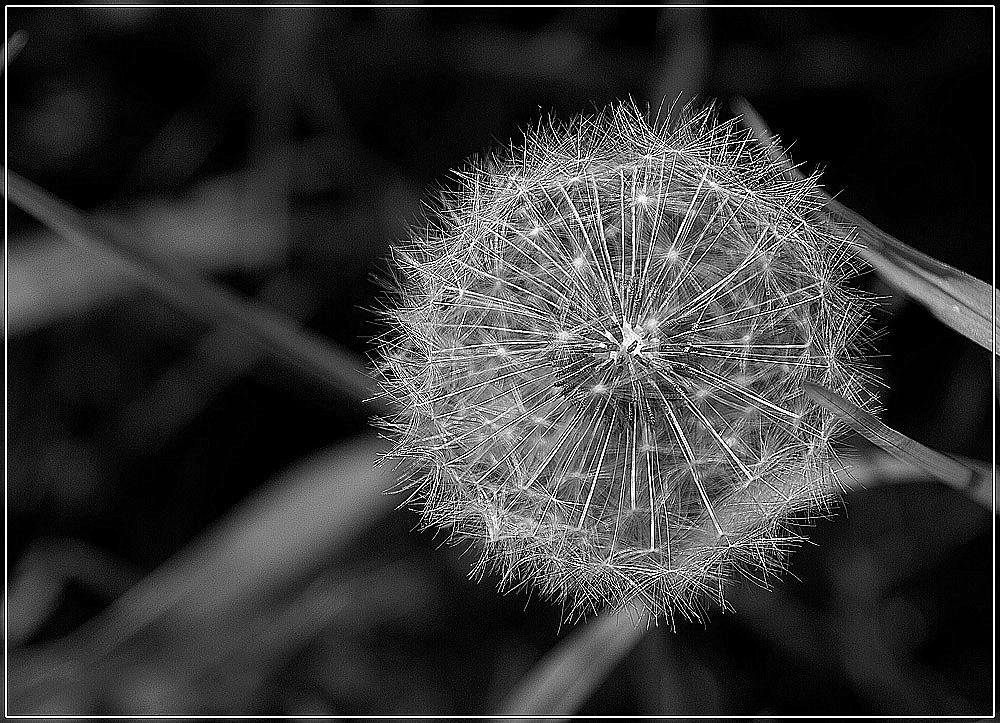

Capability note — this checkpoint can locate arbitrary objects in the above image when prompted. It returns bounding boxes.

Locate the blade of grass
[8,176,291,334]
[496,602,651,721]
[148,556,434,705]
[8,438,407,714]
[3,169,382,410]
[803,381,991,510]
[828,200,995,353]
[840,449,994,511]
[732,97,997,354]
[3,30,28,74]
[68,435,402,658]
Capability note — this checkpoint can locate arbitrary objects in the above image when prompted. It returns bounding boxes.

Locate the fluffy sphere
[375,100,872,623]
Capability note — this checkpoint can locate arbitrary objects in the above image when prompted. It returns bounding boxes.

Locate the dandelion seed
[373,99,874,624]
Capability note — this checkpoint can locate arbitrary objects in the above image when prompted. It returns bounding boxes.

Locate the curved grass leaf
[828,200,996,354]
[733,97,996,355]
[497,602,650,721]
[3,30,28,74]
[58,436,398,656]
[3,169,382,409]
[803,381,991,510]
[7,438,404,714]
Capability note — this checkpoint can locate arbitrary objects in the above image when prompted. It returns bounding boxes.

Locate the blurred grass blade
[497,602,650,721]
[7,539,142,648]
[75,435,400,656]
[3,169,381,409]
[803,382,990,509]
[827,199,995,353]
[3,30,28,74]
[730,97,801,180]
[733,97,997,354]
[840,449,994,511]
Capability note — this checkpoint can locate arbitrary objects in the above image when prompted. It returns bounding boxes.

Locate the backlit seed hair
[374,100,874,624]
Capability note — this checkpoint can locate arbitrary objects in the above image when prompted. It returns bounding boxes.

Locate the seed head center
[610,319,656,362]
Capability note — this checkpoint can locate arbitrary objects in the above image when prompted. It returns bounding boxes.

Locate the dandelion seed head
[374,99,874,624]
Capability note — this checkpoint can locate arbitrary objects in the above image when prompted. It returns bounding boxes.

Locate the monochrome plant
[374,100,876,623]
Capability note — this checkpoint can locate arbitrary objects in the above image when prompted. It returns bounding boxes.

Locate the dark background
[5,6,993,716]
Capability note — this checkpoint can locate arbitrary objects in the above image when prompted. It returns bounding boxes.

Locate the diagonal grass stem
[733,96,996,355]
[4,169,382,412]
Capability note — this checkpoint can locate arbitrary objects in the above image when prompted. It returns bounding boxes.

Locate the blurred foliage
[5,6,993,717]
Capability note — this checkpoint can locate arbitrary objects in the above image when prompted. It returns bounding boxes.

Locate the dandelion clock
[374,100,874,624]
